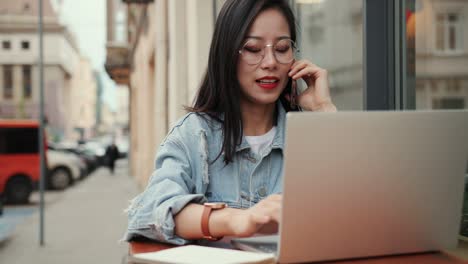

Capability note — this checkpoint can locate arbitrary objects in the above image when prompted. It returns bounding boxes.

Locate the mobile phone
[290,78,297,109]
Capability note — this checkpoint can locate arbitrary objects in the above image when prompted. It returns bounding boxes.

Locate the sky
[52,0,117,110]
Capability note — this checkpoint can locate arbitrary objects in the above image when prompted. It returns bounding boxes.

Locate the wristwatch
[201,202,227,241]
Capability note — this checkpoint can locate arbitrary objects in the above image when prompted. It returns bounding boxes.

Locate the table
[127,239,468,264]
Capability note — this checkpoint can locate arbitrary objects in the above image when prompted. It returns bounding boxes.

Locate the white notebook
[128,245,275,264]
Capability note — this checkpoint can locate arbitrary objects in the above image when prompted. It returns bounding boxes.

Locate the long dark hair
[186,0,297,164]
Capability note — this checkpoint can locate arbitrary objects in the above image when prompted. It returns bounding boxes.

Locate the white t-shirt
[245,126,277,155]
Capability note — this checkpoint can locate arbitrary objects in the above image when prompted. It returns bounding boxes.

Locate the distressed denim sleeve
[124,135,206,245]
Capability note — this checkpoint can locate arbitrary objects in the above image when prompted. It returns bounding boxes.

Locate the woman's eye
[244,46,261,53]
[276,46,290,53]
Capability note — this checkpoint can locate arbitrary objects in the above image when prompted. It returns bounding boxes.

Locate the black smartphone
[290,78,297,109]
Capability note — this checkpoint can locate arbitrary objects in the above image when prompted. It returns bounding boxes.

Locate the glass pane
[409,0,468,238]
[436,24,445,50]
[2,40,10,49]
[23,65,32,99]
[457,25,463,52]
[295,0,363,110]
[433,98,465,109]
[448,13,458,22]
[449,26,456,50]
[3,65,13,99]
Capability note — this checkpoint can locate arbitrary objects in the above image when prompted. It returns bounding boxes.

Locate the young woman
[125,0,336,245]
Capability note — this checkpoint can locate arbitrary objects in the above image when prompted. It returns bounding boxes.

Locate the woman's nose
[260,47,278,69]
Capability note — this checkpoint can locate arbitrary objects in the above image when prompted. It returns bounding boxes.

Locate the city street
[0,0,468,263]
[0,159,139,264]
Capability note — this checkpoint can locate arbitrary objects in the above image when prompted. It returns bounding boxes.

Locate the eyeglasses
[238,39,298,65]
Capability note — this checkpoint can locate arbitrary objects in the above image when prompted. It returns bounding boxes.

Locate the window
[23,65,32,99]
[2,40,11,50]
[432,98,465,109]
[295,0,364,110]
[435,12,463,53]
[21,41,30,50]
[3,65,13,99]
[0,128,39,154]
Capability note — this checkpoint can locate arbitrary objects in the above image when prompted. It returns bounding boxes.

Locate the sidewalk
[0,207,36,243]
[0,159,140,264]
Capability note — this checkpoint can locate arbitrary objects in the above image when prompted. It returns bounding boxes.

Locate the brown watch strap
[201,203,226,240]
[201,205,213,238]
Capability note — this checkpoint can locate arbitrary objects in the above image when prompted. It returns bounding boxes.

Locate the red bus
[0,120,46,204]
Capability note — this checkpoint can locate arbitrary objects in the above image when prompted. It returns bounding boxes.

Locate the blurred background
[0,0,467,263]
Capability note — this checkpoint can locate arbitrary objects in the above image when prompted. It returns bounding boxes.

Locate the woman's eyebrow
[244,35,291,40]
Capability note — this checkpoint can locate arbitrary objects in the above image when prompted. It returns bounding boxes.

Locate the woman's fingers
[292,64,325,82]
[250,195,282,223]
[230,195,282,237]
[288,60,309,76]
[287,60,336,111]
[288,61,328,91]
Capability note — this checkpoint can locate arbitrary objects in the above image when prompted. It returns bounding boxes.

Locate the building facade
[106,0,215,186]
[0,0,98,141]
[66,57,98,141]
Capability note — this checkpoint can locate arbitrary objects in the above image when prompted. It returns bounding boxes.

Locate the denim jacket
[124,103,286,245]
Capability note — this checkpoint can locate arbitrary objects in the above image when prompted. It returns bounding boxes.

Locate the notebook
[128,245,275,264]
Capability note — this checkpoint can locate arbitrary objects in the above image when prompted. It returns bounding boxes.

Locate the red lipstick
[256,76,280,90]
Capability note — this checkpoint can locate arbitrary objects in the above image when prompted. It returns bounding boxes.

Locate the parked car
[50,141,100,173]
[80,141,107,167]
[0,120,46,204]
[48,143,88,176]
[47,149,82,190]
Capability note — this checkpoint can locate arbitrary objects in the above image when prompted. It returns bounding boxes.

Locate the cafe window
[23,65,32,99]
[435,12,463,53]
[3,65,13,99]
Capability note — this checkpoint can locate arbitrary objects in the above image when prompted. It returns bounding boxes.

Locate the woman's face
[237,8,293,108]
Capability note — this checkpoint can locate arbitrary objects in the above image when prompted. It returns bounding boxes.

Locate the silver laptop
[232,110,468,263]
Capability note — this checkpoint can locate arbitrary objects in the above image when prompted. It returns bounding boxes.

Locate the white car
[47,149,83,190]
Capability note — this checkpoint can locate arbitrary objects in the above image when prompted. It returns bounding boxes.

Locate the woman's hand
[228,194,282,237]
[288,60,337,112]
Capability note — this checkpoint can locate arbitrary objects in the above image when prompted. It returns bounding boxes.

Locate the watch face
[204,202,227,209]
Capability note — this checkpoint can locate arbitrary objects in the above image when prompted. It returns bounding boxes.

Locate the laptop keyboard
[253,243,277,254]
